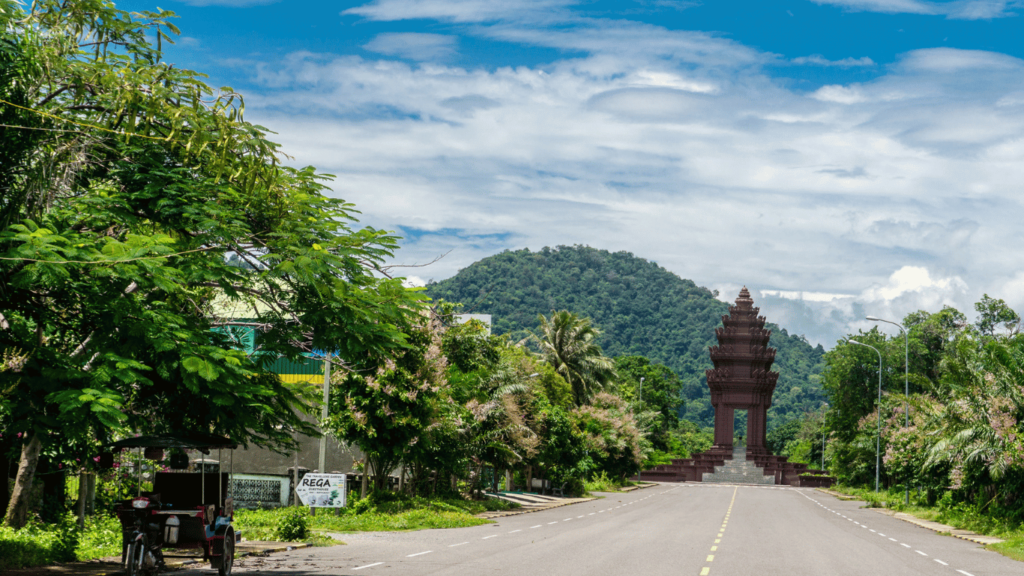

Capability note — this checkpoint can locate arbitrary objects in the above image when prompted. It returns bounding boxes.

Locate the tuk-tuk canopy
[107,432,238,452]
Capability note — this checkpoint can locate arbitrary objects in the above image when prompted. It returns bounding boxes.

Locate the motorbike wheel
[125,536,145,576]
[218,528,235,576]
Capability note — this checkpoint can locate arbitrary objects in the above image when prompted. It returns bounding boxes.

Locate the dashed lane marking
[935,560,948,566]
[700,569,710,576]
[353,563,383,570]
[449,542,469,547]
[509,530,521,534]
[407,551,432,557]
[916,550,927,556]
[957,571,975,576]
[706,555,715,562]
[530,525,541,529]
[901,543,911,548]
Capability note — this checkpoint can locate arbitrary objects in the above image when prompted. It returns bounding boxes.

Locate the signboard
[294,473,346,508]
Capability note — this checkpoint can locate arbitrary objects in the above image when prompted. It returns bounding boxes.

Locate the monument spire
[706,287,779,455]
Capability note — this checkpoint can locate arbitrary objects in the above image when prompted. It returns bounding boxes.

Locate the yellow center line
[699,486,737,576]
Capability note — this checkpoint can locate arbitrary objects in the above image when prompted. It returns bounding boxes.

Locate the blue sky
[129,0,1024,346]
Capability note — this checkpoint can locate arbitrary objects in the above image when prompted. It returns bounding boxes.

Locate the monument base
[634,447,835,487]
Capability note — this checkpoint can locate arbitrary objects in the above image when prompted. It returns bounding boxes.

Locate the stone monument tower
[706,287,779,455]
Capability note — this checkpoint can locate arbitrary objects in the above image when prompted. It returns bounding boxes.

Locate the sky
[126,0,1024,347]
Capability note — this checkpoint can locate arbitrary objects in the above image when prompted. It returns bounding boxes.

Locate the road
[183,484,1022,576]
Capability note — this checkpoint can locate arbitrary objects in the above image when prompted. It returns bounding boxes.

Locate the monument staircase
[702,446,775,484]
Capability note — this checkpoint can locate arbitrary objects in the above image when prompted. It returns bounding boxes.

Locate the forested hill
[425,246,826,430]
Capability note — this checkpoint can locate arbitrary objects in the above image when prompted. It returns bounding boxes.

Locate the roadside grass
[990,535,1024,562]
[828,485,1024,563]
[234,493,515,540]
[0,512,122,571]
[584,471,635,493]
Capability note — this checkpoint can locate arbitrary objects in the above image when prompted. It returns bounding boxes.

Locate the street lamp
[821,402,828,471]
[637,377,645,482]
[867,315,910,505]
[849,339,883,493]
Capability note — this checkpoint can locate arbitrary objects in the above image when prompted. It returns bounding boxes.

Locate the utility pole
[319,355,331,474]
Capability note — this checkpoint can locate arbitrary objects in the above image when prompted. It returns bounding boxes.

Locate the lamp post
[867,316,909,505]
[821,402,828,471]
[637,377,645,482]
[849,339,883,493]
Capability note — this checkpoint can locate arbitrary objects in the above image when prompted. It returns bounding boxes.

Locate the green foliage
[537,310,616,405]
[234,497,498,537]
[425,246,827,431]
[75,513,122,561]
[275,507,310,542]
[584,471,627,493]
[615,355,682,451]
[0,512,82,570]
[0,0,422,528]
[572,393,643,481]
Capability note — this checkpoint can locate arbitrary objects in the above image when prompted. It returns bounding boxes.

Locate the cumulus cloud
[225,3,1024,348]
[809,0,1019,20]
[792,55,876,67]
[178,0,281,6]
[363,33,458,60]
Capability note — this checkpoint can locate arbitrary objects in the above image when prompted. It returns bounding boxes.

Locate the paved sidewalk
[815,488,1004,545]
[478,493,595,519]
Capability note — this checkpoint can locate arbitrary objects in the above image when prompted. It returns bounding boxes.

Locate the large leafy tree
[537,310,616,405]
[0,0,420,527]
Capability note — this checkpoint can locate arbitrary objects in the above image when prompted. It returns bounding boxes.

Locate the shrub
[274,508,310,542]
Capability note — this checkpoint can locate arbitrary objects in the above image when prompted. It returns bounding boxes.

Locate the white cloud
[812,84,868,104]
[792,55,876,67]
[343,0,577,22]
[809,0,1018,20]
[230,23,1024,347]
[363,33,458,60]
[178,0,281,6]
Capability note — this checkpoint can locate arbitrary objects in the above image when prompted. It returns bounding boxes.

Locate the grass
[584,471,635,493]
[827,485,1024,563]
[0,512,122,571]
[233,493,515,541]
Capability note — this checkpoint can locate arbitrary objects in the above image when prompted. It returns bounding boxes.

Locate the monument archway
[707,286,777,455]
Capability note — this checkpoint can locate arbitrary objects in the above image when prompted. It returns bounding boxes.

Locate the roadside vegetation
[785,295,1024,562]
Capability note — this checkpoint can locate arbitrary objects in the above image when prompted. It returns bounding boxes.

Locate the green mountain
[425,245,826,430]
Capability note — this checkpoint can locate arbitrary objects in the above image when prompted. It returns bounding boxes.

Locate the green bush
[274,507,310,541]
[0,514,78,571]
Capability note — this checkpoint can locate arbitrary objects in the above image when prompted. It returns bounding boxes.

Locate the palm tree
[537,311,616,405]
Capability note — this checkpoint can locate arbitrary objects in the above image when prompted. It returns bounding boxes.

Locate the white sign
[295,473,346,508]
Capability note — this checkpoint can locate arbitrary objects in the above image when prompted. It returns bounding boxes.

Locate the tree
[974,294,1020,339]
[537,311,616,405]
[324,314,448,491]
[614,355,682,452]
[0,1,420,527]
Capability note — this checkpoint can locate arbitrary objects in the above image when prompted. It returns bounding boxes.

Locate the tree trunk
[526,465,533,494]
[4,433,43,529]
[0,448,11,519]
[86,473,96,516]
[77,472,87,531]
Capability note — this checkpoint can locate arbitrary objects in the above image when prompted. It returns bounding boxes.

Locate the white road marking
[577,515,584,518]
[879,534,886,537]
[901,543,912,548]
[916,550,928,556]
[889,538,898,542]
[548,521,558,525]
[935,560,948,566]
[530,525,542,529]
[589,513,595,516]
[509,530,521,533]
[957,571,975,576]
[870,529,876,532]
[407,551,433,557]
[482,535,498,540]
[353,562,383,570]
[449,542,469,547]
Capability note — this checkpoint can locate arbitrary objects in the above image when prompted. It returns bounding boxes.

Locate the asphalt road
[179,484,1022,576]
